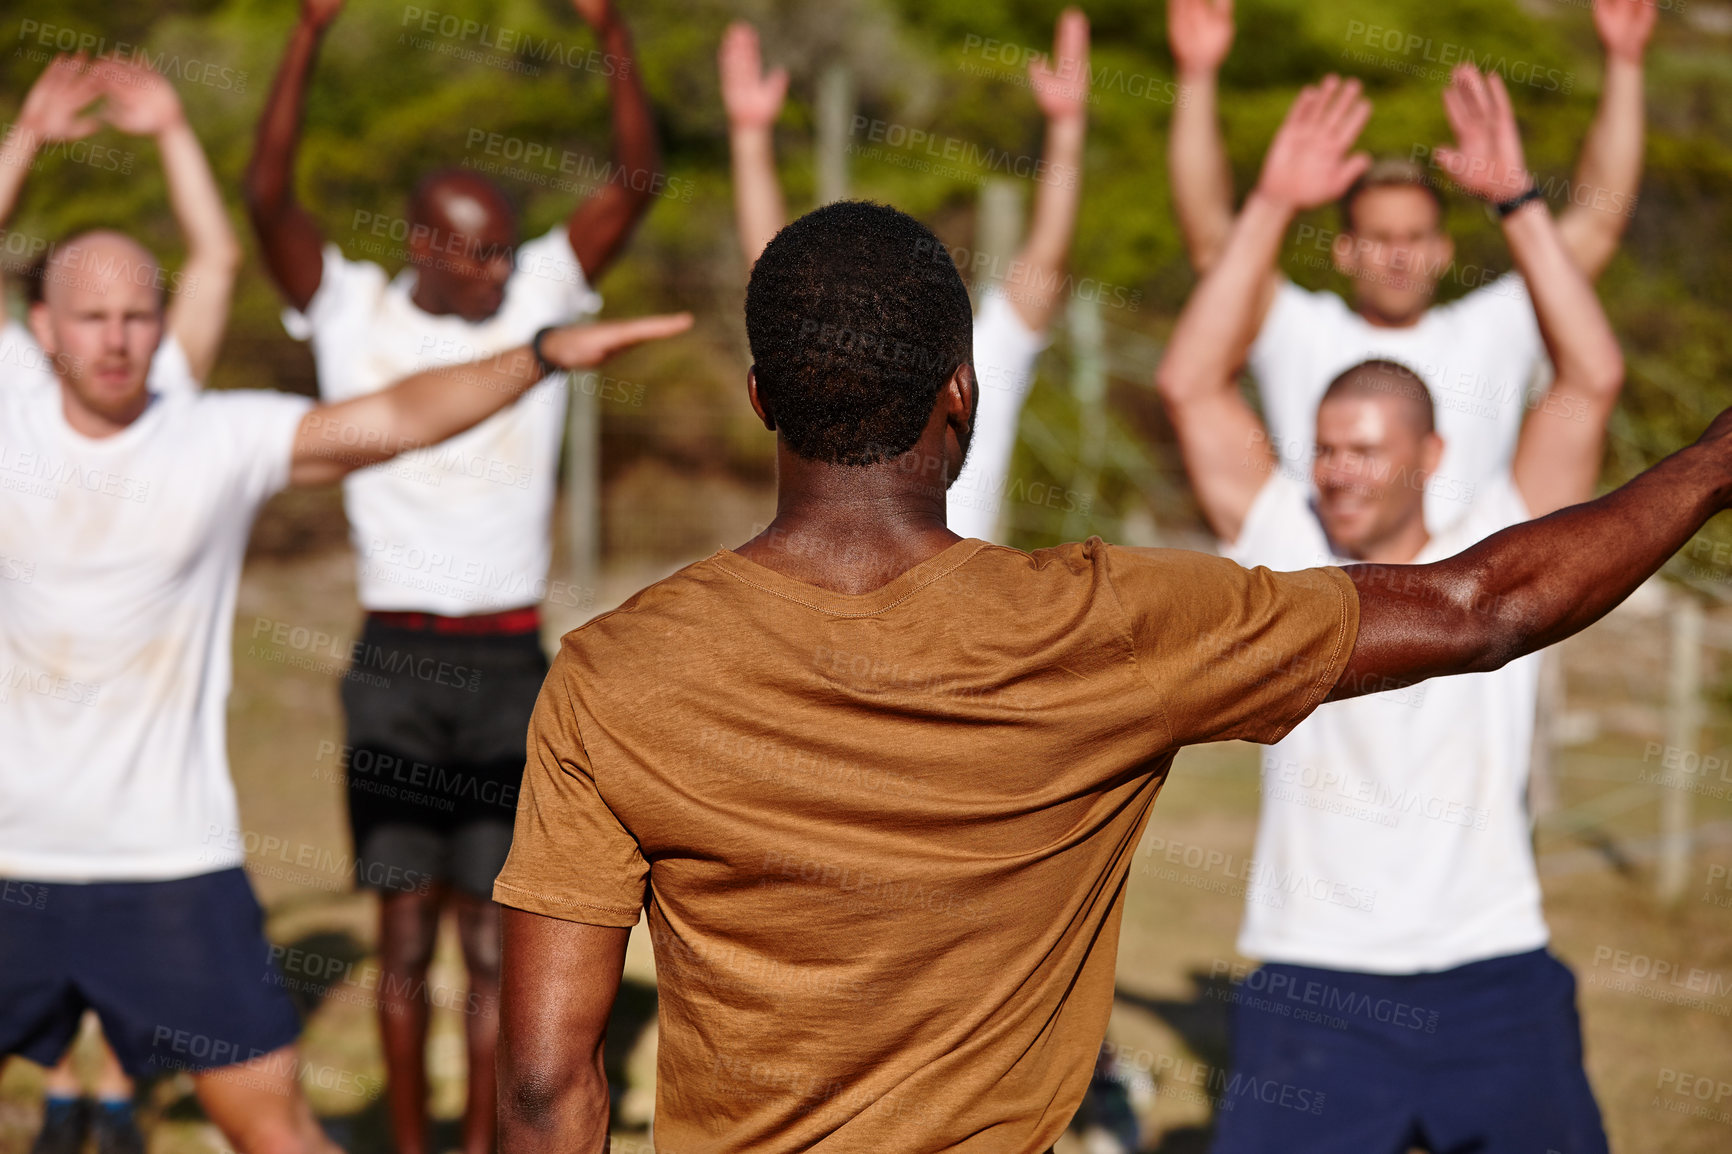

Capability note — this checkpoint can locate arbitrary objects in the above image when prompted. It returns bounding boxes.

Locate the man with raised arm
[719,9,1088,542]
[0,215,686,1154]
[244,2,659,1150]
[1156,69,1624,1151]
[493,197,1726,1153]
[2,53,240,392]
[1166,0,1651,531]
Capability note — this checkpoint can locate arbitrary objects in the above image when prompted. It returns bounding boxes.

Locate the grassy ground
[4,523,1732,1153]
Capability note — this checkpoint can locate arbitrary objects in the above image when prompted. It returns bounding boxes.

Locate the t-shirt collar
[709,536,990,618]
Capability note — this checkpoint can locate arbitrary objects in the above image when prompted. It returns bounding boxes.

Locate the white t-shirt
[0,381,312,881]
[1247,275,1545,532]
[947,289,1049,542]
[1222,471,1548,973]
[1,319,200,396]
[283,227,603,614]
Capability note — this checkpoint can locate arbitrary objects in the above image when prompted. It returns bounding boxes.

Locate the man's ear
[26,301,54,356]
[1420,430,1445,478]
[746,366,775,431]
[946,362,976,435]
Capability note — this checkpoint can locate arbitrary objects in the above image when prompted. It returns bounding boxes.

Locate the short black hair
[1320,358,1435,435]
[745,201,974,466]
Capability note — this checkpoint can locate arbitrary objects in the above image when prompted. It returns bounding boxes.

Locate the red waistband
[367,607,541,636]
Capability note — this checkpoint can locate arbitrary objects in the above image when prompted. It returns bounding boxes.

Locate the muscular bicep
[248,199,327,313]
[1325,561,1495,702]
[499,909,627,1148]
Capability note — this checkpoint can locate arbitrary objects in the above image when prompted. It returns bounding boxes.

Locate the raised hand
[718,22,788,132]
[15,54,105,144]
[302,0,345,30]
[570,0,618,32]
[540,312,695,370]
[1594,0,1657,64]
[1168,0,1234,77]
[1029,7,1090,123]
[1434,65,1530,203]
[90,57,186,137]
[1254,75,1372,211]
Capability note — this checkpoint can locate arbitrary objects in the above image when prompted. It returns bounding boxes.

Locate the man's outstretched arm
[1001,7,1088,334]
[288,312,691,486]
[1555,0,1654,281]
[1166,0,1236,275]
[244,0,343,313]
[498,908,625,1153]
[563,0,661,281]
[1332,413,1732,701]
[1155,76,1370,542]
[719,21,788,268]
[94,57,242,382]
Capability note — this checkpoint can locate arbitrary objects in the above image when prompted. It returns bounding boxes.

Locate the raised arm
[1155,77,1370,542]
[1433,65,1625,517]
[1332,409,1732,701]
[93,57,241,382]
[1556,0,1653,281]
[1166,0,1236,274]
[497,909,626,1153]
[289,312,692,487]
[0,56,104,300]
[562,0,660,281]
[243,0,342,313]
[718,21,788,268]
[1003,7,1088,333]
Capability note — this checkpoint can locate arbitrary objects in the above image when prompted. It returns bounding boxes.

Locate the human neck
[733,444,960,594]
[1352,296,1428,330]
[1338,516,1430,565]
[59,380,148,439]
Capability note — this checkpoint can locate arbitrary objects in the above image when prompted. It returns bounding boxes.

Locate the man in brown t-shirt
[495,201,1732,1153]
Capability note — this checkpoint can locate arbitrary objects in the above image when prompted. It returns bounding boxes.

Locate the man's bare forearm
[1007,113,1084,331]
[1156,190,1288,403]
[1169,67,1235,273]
[158,118,241,379]
[1557,55,1644,279]
[244,16,328,308]
[1499,199,1623,401]
[1333,436,1732,700]
[729,123,784,268]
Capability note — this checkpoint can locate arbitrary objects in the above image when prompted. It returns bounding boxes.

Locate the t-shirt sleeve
[146,334,200,396]
[1246,281,1336,462]
[947,289,1051,542]
[494,647,647,926]
[508,226,605,321]
[280,243,383,345]
[212,390,316,503]
[1105,546,1359,748]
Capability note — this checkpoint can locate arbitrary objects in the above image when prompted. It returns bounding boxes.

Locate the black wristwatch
[1494,185,1546,219]
[530,325,562,376]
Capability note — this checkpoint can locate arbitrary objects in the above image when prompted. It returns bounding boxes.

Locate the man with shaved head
[246,2,659,1150]
[0,168,688,1153]
[1156,71,1625,1150]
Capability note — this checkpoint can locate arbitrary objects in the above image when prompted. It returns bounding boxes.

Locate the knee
[378,898,441,974]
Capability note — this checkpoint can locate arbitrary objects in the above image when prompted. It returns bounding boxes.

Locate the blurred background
[1,0,1730,1150]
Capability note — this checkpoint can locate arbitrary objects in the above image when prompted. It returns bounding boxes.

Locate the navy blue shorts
[1209,949,1608,1154]
[0,868,301,1078]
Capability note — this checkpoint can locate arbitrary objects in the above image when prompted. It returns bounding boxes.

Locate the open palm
[1255,75,1372,211]
[1168,0,1234,75]
[17,54,105,143]
[718,22,788,131]
[1434,65,1530,202]
[1029,8,1090,122]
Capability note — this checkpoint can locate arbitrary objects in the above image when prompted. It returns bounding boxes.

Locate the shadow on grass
[1112,970,1236,1153]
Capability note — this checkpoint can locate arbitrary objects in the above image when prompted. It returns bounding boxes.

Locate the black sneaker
[29,1097,89,1154]
[89,1102,145,1154]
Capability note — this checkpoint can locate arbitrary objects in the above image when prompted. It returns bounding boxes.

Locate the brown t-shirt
[495,537,1357,1153]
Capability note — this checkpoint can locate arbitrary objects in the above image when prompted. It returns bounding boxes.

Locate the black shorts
[340,616,548,899]
[0,869,301,1077]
